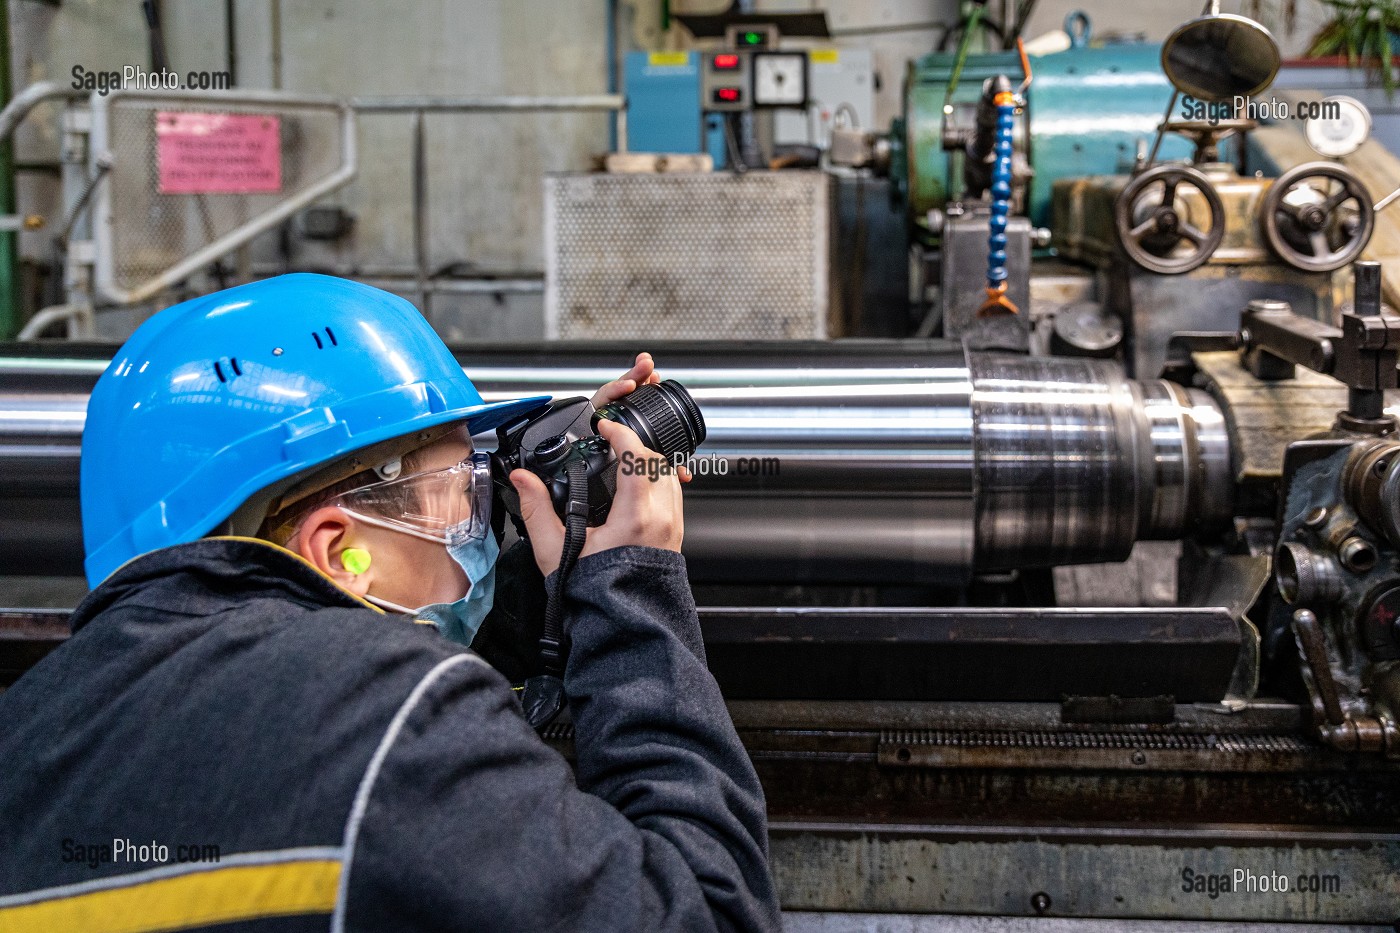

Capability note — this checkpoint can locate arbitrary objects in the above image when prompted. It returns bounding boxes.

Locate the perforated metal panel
[91,91,351,302]
[545,171,834,339]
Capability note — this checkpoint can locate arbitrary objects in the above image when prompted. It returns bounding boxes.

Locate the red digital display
[713,53,741,70]
[715,87,742,103]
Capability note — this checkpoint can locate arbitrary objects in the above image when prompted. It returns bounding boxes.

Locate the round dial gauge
[1305,95,1371,158]
[753,53,807,107]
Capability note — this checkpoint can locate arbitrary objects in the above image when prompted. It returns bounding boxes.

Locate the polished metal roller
[0,341,1232,582]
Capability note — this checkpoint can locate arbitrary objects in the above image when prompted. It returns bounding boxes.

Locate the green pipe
[0,0,15,339]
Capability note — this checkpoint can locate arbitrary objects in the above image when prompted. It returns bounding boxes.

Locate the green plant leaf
[1308,21,1345,55]
[1382,24,1396,96]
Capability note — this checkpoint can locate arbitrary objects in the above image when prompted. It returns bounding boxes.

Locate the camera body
[495,397,620,526]
[491,380,706,528]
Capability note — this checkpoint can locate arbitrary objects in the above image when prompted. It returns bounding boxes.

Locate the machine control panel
[702,51,752,112]
[701,49,809,112]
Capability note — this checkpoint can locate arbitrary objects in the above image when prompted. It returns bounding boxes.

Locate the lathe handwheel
[1261,161,1374,273]
[1114,165,1225,275]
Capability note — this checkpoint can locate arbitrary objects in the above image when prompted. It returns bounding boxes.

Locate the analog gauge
[1305,96,1371,158]
[753,52,807,108]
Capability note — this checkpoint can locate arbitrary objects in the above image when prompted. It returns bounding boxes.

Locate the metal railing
[1,84,628,338]
[90,87,359,307]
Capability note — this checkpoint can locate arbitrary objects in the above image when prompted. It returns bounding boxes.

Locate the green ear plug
[341,547,372,575]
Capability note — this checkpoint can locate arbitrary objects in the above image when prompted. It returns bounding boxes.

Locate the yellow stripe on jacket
[0,857,342,933]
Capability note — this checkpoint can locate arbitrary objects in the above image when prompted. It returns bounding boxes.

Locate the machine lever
[1291,609,1346,728]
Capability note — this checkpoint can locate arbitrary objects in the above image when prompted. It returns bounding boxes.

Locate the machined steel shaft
[0,341,1232,582]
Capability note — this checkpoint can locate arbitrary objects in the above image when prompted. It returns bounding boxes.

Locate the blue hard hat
[81,273,550,585]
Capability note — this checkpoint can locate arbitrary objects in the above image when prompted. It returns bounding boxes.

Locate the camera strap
[541,458,589,674]
[522,459,590,730]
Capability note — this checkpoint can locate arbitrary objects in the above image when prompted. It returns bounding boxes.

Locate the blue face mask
[411,532,500,646]
[357,521,501,648]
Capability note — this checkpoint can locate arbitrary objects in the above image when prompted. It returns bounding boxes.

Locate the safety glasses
[331,451,492,545]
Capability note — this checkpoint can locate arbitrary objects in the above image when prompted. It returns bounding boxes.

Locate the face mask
[357,516,501,648]
[411,532,500,647]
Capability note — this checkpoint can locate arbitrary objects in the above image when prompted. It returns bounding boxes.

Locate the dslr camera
[491,380,706,527]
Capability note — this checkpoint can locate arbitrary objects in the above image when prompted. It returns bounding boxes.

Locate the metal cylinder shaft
[968,353,1230,572]
[0,341,1232,582]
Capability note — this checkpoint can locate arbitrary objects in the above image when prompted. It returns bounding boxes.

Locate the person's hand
[590,351,660,408]
[590,352,692,483]
[509,418,684,577]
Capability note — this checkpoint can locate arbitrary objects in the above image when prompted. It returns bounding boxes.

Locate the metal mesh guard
[103,96,346,292]
[545,171,831,340]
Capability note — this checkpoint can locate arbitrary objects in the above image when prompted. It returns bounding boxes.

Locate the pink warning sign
[156,112,282,194]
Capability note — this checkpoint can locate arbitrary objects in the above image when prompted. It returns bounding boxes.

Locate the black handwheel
[1261,161,1374,273]
[1114,164,1225,275]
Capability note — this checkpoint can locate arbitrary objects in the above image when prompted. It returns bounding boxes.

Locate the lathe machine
[4,263,1400,923]
[4,3,1400,924]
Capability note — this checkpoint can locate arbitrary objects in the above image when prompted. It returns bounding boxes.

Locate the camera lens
[594,380,706,458]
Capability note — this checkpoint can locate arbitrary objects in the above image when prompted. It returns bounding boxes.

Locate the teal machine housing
[625,16,1225,236]
[624,51,728,166]
[899,16,1198,234]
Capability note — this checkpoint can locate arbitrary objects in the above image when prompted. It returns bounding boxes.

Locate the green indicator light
[744,31,762,45]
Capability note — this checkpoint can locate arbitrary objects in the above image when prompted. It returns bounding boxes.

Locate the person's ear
[290,506,375,597]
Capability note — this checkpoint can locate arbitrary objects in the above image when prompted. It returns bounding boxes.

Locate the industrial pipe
[0,341,1232,582]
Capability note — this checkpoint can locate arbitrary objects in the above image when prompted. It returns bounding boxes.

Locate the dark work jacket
[0,537,780,932]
